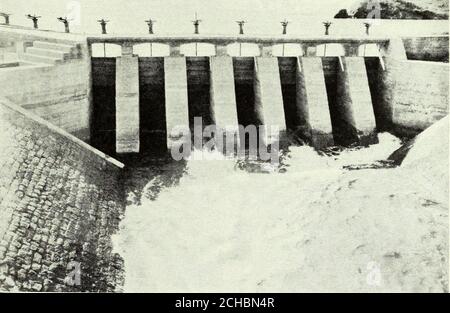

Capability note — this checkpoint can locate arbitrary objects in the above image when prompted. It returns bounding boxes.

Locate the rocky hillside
[335,0,449,19]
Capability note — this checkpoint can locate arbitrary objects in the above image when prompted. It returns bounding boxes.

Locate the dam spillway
[88,36,408,157]
[2,28,447,159]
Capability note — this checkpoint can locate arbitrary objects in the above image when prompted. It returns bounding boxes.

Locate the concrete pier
[164,57,189,147]
[116,55,140,153]
[254,57,286,143]
[209,56,239,130]
[210,56,240,153]
[338,57,377,144]
[300,57,334,148]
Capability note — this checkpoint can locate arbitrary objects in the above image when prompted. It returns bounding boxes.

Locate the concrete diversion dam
[88,35,435,157]
[0,25,449,292]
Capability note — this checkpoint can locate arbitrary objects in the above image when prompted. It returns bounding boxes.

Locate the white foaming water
[286,132,401,171]
[111,132,450,293]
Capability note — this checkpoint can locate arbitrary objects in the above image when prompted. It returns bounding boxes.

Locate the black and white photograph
[0,0,448,299]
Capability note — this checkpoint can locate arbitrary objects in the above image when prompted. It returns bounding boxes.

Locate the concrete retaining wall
[389,60,449,133]
[403,37,449,63]
[0,98,124,292]
[0,59,91,141]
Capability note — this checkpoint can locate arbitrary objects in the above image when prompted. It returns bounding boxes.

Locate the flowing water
[112,133,448,292]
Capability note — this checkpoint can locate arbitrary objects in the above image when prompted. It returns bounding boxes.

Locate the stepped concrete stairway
[20,41,80,65]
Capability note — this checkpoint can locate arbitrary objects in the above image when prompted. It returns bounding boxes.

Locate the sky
[0,0,359,34]
[0,0,447,36]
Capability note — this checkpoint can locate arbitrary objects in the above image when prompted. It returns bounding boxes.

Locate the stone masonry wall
[0,99,125,292]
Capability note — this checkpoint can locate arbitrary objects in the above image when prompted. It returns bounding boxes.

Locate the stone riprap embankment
[0,99,125,292]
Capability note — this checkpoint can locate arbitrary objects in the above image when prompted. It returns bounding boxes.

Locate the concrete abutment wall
[0,60,91,142]
[403,36,449,63]
[0,31,91,142]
